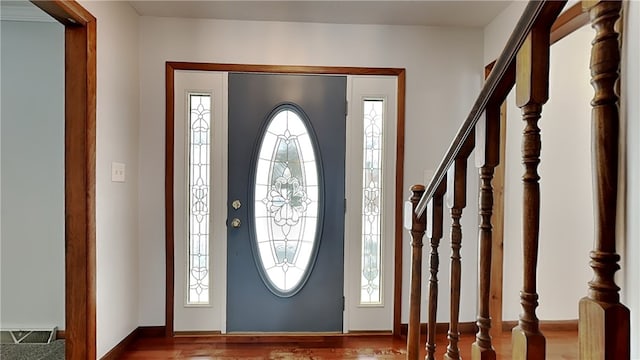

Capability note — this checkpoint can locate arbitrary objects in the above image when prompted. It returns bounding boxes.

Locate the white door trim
[173,71,228,332]
[344,75,398,331]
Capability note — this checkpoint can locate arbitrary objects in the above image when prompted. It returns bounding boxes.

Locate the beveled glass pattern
[361,100,383,305]
[254,108,319,294]
[188,94,210,304]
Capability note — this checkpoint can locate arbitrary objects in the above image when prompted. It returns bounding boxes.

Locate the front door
[226,73,346,332]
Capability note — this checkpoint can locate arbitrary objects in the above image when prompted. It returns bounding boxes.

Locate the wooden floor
[120,330,578,359]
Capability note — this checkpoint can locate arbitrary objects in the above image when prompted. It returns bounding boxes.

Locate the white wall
[77,1,140,358]
[483,1,527,65]
[0,19,65,330]
[622,1,640,357]
[137,17,484,326]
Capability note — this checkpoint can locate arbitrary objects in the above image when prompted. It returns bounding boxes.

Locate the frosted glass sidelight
[188,94,211,305]
[361,100,384,305]
[254,107,319,296]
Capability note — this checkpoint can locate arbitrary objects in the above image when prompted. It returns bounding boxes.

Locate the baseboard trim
[134,327,388,339]
[345,330,393,336]
[502,319,578,332]
[55,330,65,339]
[399,322,478,336]
[138,326,166,338]
[100,328,139,360]
[175,330,223,336]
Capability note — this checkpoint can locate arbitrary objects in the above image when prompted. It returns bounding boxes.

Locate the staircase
[405,1,630,359]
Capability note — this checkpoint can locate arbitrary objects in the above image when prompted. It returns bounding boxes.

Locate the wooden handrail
[415,0,566,217]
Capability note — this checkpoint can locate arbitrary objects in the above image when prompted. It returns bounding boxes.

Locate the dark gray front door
[227,73,346,332]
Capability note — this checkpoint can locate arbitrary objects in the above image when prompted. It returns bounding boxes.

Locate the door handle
[230,218,241,228]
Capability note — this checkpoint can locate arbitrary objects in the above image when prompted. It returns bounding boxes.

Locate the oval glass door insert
[253,105,321,297]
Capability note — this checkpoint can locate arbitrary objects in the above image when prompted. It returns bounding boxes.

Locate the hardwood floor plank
[120,330,577,359]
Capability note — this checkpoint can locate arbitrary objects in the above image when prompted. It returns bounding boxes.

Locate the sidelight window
[187,93,211,305]
[361,99,384,305]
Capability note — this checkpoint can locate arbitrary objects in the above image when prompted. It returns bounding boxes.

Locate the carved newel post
[407,185,426,360]
[579,1,630,359]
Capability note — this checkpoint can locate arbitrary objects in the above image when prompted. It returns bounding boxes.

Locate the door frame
[30,1,97,359]
[165,63,406,336]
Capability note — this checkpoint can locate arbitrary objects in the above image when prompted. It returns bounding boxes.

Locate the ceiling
[128,1,513,28]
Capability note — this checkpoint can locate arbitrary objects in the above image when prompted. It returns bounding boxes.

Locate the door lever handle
[230,218,241,228]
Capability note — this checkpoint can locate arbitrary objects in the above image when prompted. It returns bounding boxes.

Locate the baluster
[407,185,426,360]
[444,134,474,360]
[471,107,500,360]
[426,180,446,360]
[511,24,550,360]
[579,1,630,359]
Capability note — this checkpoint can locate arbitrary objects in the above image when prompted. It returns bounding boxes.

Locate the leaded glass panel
[254,107,319,296]
[361,99,383,305]
[188,93,211,305]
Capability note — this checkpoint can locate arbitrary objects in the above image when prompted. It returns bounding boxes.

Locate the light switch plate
[111,162,125,182]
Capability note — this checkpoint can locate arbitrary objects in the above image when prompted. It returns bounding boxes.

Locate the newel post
[579,1,630,359]
[407,185,426,360]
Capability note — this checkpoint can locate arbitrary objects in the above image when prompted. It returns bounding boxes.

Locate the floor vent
[0,328,57,344]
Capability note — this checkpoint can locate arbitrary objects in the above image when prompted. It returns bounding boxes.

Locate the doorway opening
[30,1,97,358]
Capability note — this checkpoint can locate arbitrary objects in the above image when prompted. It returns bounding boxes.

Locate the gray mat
[0,339,64,360]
